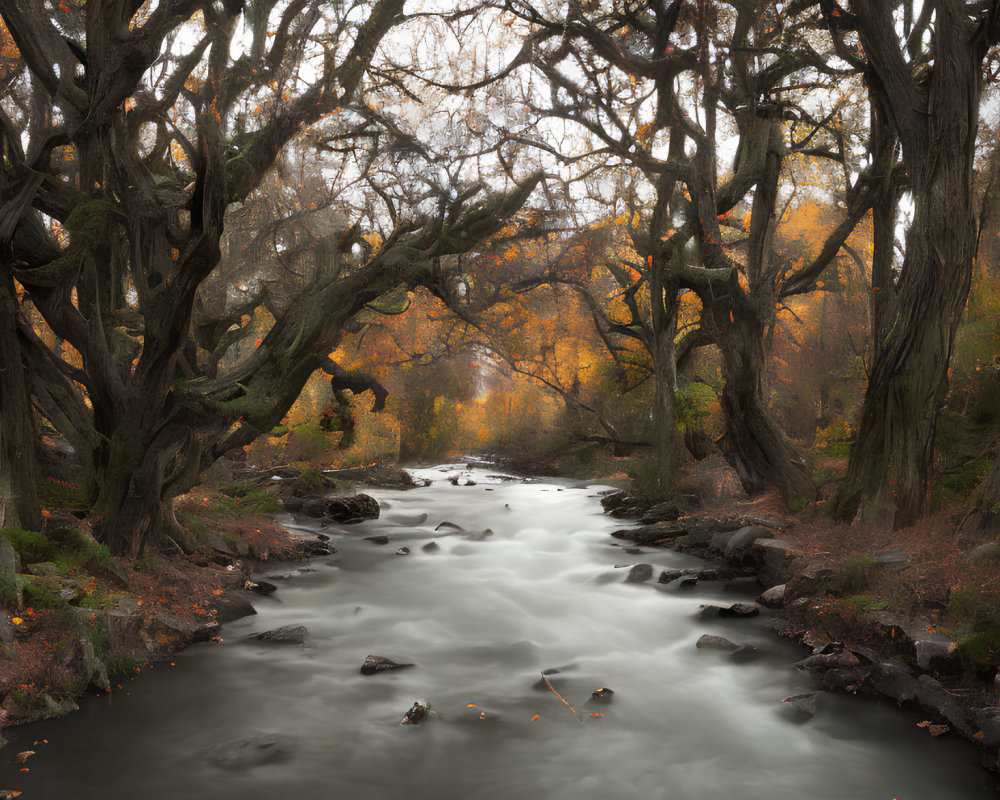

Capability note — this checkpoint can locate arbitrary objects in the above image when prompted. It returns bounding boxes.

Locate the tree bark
[0,263,41,530]
[832,2,988,526]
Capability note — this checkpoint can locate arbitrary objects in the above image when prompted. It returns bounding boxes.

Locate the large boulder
[211,591,257,625]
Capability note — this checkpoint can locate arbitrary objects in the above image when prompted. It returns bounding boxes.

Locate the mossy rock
[1,527,55,563]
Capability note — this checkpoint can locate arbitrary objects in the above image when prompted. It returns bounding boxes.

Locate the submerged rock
[360,655,414,675]
[587,687,615,705]
[365,536,390,546]
[780,692,818,723]
[695,634,758,660]
[252,625,309,645]
[625,563,654,583]
[422,541,441,552]
[206,733,297,769]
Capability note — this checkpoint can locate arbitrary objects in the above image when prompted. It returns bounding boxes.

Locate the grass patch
[839,594,889,613]
[217,489,283,518]
[37,478,89,511]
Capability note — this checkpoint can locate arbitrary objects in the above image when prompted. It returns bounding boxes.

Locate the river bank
[0,465,411,734]
[603,485,1000,783]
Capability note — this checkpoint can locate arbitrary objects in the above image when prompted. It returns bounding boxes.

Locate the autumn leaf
[15,751,35,763]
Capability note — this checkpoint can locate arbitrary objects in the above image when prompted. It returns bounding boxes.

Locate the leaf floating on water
[15,751,34,764]
[530,715,540,722]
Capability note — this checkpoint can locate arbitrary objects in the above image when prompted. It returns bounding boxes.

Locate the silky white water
[1,465,994,799]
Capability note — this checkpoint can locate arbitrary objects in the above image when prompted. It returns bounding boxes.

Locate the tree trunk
[649,266,683,496]
[714,289,816,508]
[832,3,984,526]
[0,264,41,531]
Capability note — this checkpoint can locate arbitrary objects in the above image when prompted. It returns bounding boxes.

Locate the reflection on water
[1,465,995,799]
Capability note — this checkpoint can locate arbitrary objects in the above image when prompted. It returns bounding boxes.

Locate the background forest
[3,0,1000,558]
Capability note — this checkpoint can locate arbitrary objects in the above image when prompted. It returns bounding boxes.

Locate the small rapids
[0,465,994,799]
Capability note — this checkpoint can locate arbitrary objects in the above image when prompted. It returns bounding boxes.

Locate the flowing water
[1,465,995,799]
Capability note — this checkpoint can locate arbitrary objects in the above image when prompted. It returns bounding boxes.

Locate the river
[0,465,995,799]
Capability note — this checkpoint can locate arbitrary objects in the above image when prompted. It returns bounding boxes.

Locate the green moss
[1,527,55,562]
[956,630,1000,672]
[220,481,256,498]
[21,577,68,610]
[0,572,17,608]
[931,455,994,510]
[948,588,1000,633]
[218,489,282,518]
[298,467,328,490]
[839,594,889,613]
[178,513,209,545]
[106,653,142,683]
[37,480,89,511]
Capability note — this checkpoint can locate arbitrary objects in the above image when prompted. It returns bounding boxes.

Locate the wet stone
[365,536,390,546]
[422,541,440,552]
[304,541,336,556]
[699,602,760,619]
[757,585,786,609]
[361,655,415,675]
[207,733,297,770]
[401,702,431,725]
[780,692,818,723]
[395,547,410,556]
[696,634,758,660]
[588,687,615,704]
[253,625,309,645]
[625,564,654,583]
[244,579,278,596]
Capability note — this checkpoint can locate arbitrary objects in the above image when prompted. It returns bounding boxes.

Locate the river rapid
[0,465,995,799]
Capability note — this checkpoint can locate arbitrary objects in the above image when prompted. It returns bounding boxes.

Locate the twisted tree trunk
[832,2,990,526]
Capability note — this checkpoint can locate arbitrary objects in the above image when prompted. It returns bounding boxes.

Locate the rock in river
[401,702,431,725]
[361,654,415,675]
[698,602,760,619]
[326,493,380,523]
[206,733,297,769]
[625,563,654,583]
[696,634,758,660]
[252,625,309,645]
